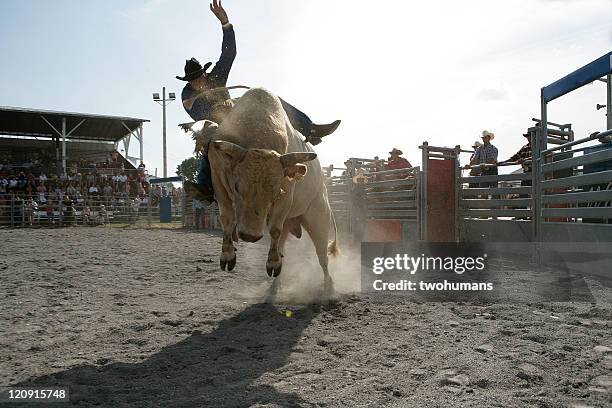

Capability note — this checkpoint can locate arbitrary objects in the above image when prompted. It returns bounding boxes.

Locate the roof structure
[0,106,149,142]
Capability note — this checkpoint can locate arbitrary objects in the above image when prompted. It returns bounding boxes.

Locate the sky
[1,0,611,176]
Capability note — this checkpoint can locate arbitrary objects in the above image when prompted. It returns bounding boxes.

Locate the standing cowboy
[177,0,341,201]
[386,148,411,170]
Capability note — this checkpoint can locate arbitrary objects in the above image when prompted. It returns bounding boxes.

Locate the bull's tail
[327,210,340,257]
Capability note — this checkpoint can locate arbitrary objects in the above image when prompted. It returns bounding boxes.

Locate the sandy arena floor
[1,227,611,407]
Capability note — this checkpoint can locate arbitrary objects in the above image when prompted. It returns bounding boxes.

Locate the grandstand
[0,106,151,226]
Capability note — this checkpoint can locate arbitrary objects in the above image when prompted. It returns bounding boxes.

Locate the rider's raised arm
[208,0,236,84]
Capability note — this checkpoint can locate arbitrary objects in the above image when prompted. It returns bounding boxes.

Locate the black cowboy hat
[176,58,212,81]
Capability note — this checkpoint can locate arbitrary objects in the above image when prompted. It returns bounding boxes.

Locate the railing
[460,162,533,220]
[183,200,221,230]
[537,129,612,225]
[457,125,612,243]
[363,167,419,219]
[325,164,419,238]
[0,195,150,227]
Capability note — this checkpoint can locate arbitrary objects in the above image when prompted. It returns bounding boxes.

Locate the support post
[181,181,187,228]
[162,86,167,178]
[139,124,144,164]
[607,74,612,130]
[454,145,461,243]
[420,142,429,241]
[147,191,152,226]
[61,117,67,176]
[533,89,547,243]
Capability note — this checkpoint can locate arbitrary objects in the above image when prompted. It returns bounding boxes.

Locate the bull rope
[194,85,251,99]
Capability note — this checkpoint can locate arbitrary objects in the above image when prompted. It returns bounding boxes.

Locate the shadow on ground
[9,303,319,408]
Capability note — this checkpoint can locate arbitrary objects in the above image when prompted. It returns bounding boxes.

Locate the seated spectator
[103,183,113,203]
[9,177,18,190]
[0,177,7,194]
[88,184,99,198]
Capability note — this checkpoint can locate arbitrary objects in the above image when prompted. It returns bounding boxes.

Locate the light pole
[153,87,176,178]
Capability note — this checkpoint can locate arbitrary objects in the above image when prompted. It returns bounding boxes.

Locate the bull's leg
[301,198,335,298]
[213,182,237,271]
[217,203,237,271]
[266,222,290,278]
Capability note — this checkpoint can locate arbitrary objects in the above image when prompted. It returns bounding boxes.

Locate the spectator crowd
[0,148,154,225]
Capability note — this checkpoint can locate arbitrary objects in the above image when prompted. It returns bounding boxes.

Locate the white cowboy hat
[481,130,495,140]
[472,141,482,148]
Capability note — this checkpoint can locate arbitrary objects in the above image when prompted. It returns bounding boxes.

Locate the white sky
[1,0,611,175]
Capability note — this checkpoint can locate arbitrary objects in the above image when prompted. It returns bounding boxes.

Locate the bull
[194,87,339,296]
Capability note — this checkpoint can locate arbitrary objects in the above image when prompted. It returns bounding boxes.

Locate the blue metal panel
[543,51,612,103]
[149,176,184,184]
[584,142,612,174]
[159,196,172,222]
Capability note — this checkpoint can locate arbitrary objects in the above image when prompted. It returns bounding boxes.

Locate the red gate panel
[427,159,456,242]
[365,219,402,242]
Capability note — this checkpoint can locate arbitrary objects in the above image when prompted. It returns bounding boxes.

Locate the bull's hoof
[272,264,282,277]
[266,264,282,278]
[227,256,236,271]
[220,255,236,271]
[323,277,336,300]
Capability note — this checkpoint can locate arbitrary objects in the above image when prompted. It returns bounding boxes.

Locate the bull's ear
[212,141,246,164]
[279,152,317,168]
[284,164,308,181]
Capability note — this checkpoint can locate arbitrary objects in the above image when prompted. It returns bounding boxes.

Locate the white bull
[199,87,339,295]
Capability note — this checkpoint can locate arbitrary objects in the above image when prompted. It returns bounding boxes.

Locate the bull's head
[212,141,316,242]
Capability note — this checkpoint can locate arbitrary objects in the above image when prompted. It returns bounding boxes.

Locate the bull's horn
[213,140,247,159]
[279,152,317,168]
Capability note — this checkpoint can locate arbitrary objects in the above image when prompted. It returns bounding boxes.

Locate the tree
[176,157,200,182]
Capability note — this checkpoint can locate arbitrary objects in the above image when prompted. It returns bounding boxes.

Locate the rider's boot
[306,120,341,145]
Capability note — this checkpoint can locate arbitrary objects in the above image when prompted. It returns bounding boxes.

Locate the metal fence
[460,163,533,220]
[536,129,612,227]
[458,125,612,241]
[0,177,186,228]
[326,163,419,236]
[0,195,150,227]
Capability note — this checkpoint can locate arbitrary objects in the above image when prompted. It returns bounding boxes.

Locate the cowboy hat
[472,141,482,148]
[352,172,369,184]
[176,58,213,81]
[481,130,495,140]
[389,148,403,155]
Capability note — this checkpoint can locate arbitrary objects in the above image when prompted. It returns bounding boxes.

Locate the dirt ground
[1,227,611,407]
